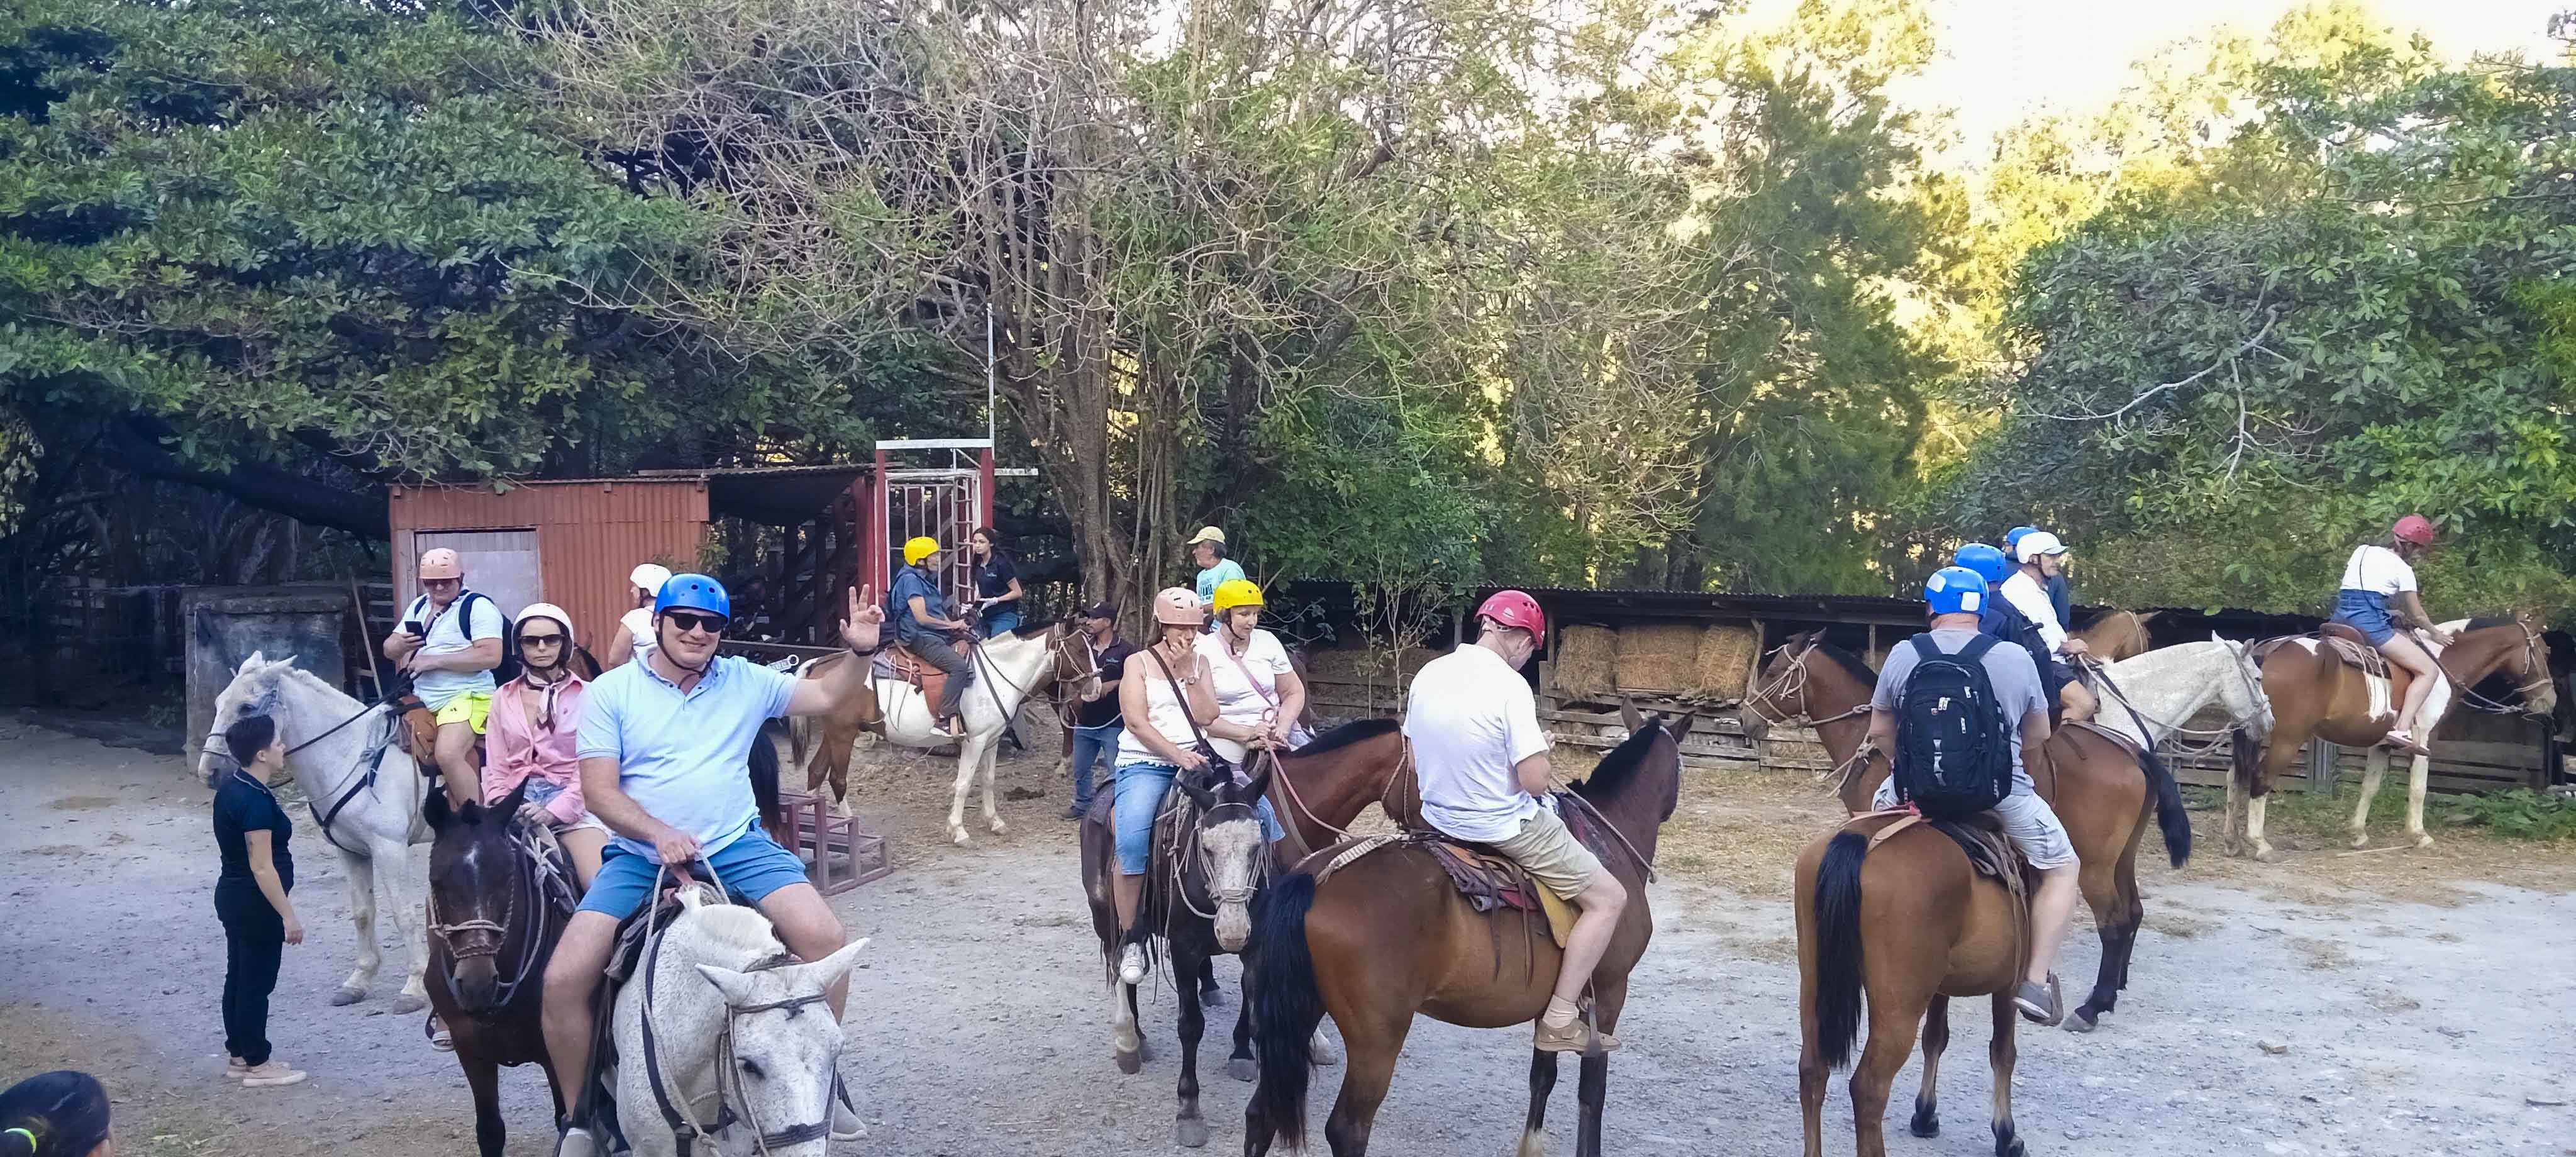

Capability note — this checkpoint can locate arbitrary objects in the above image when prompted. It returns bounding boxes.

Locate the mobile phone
[404,621,425,637]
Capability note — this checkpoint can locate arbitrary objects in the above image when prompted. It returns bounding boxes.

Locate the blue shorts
[576,829,811,920]
[1111,760,1284,875]
[2332,589,2397,646]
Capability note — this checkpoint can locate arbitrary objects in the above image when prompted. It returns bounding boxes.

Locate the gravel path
[3,712,2571,1156]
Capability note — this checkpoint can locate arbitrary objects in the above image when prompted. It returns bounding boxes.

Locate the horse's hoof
[2414,833,2434,849]
[2349,831,2372,850]
[1909,1109,1939,1138]
[1997,1136,2024,1157]
[2064,1009,2097,1034]
[2221,839,2243,858]
[2253,845,2278,864]
[390,994,427,1015]
[1175,1115,1211,1148]
[949,826,971,847]
[988,817,1009,836]
[328,987,366,1007]
[1228,1057,1258,1083]
[1200,985,1228,1009]
[1114,1048,1143,1075]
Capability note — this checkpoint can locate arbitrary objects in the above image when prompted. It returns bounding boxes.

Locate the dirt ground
[4,709,2573,1157]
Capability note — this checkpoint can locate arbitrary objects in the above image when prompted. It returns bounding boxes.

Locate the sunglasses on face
[518,633,567,648]
[663,611,727,635]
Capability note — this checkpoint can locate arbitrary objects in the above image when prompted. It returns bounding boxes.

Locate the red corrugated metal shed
[389,478,713,651]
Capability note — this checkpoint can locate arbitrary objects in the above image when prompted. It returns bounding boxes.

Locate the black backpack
[1892,633,2015,819]
[406,590,519,687]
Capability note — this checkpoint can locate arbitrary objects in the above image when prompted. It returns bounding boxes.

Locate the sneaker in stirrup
[831,1074,868,1141]
[238,1060,307,1087]
[1118,941,1148,985]
[1531,1017,1621,1055]
[555,1125,601,1157]
[2014,975,2064,1026]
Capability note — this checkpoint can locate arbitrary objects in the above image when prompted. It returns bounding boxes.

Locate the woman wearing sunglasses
[480,602,609,890]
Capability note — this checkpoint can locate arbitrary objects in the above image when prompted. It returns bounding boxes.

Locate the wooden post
[1745,618,1770,769]
[2307,739,2337,794]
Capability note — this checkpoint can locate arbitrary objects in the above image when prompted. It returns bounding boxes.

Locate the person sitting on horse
[1999,531,2097,722]
[1199,578,1309,755]
[2333,515,2454,755]
[1866,567,2080,1026]
[2005,524,2074,631]
[893,535,976,738]
[970,526,1025,638]
[540,575,886,1157]
[601,563,670,669]
[1187,526,1246,620]
[480,602,610,891]
[1107,588,1282,984]
[1404,590,1625,1053]
[1956,542,2062,696]
[384,548,503,806]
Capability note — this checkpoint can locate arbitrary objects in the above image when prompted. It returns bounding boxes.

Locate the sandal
[2384,730,2432,756]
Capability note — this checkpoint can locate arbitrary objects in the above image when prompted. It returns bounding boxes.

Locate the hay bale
[1615,623,1702,695]
[1552,625,1618,702]
[1692,624,1760,699]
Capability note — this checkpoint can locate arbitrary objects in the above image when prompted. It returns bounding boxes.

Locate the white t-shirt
[405,591,505,706]
[1199,629,1293,729]
[2339,544,2418,596]
[1999,571,2068,657]
[619,607,658,662]
[1116,646,1206,765]
[1403,643,1552,843]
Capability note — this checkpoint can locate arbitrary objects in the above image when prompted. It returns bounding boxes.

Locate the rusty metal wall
[388,480,709,653]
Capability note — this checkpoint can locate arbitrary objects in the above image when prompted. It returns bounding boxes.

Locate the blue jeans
[1111,759,1284,875]
[982,608,1023,638]
[1069,723,1121,812]
[576,828,811,919]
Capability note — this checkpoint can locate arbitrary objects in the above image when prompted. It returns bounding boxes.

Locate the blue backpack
[1892,634,2015,819]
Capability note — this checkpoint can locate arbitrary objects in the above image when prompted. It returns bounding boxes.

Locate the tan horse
[1746,633,2265,1032]
[2225,616,2556,860]
[2075,609,2159,662]
[785,623,1099,817]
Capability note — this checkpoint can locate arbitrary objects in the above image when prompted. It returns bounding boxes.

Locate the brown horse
[2226,616,2557,860]
[422,780,574,1157]
[2074,609,2158,662]
[1797,812,2029,1157]
[1743,634,2261,1033]
[1243,707,1696,1157]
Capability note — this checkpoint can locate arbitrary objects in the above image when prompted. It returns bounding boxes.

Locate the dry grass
[2170,785,2576,905]
[1555,626,1617,702]
[1653,764,1848,899]
[1614,624,1701,696]
[1692,624,1758,700]
[2146,910,2214,939]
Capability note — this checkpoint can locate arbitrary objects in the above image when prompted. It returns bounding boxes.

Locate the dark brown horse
[1080,719,1409,1146]
[423,780,575,1157]
[1244,707,1696,1157]
[1745,634,2260,1033]
[2226,616,2557,860]
[1797,812,2029,1157]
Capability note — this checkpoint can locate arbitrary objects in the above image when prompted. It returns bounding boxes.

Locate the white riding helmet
[2015,531,2068,563]
[629,563,673,594]
[516,602,577,647]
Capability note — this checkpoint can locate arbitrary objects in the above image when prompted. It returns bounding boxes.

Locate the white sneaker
[1118,942,1147,985]
[238,1060,307,1087]
[831,1083,868,1142]
[556,1126,600,1157]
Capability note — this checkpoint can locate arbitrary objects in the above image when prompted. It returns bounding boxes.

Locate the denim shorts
[2332,589,2397,645]
[1111,760,1283,875]
[575,828,811,919]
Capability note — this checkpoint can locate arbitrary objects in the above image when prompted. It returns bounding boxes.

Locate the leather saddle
[876,637,973,712]
[1421,839,1579,948]
[2255,623,2406,698]
[396,692,489,777]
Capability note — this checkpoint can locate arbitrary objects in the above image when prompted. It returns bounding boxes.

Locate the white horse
[200,653,432,1012]
[869,628,1089,846]
[611,884,868,1157]
[2079,636,2276,753]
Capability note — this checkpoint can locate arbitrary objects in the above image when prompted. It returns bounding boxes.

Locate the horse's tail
[1249,870,1322,1149]
[750,733,783,838]
[2142,743,2192,868]
[1812,830,1869,1070]
[2229,726,2263,797]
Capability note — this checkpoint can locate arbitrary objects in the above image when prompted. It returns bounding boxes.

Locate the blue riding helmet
[653,573,732,621]
[1923,566,1989,617]
[1953,543,2012,587]
[2004,525,2039,553]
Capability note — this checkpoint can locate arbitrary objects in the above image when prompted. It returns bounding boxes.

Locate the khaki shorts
[1870,780,2077,870]
[1490,807,1604,902]
[431,691,491,734]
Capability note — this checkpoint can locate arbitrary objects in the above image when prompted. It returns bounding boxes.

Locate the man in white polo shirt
[382,548,504,805]
[1403,590,1627,1054]
[1999,530,2097,722]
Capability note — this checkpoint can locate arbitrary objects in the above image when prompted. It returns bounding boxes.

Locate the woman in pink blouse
[480,602,607,889]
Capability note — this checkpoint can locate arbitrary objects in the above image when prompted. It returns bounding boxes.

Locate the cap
[1185,526,1226,547]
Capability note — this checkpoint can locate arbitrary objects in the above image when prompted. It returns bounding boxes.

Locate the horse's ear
[696,963,762,1007]
[1178,768,1218,813]
[495,777,530,822]
[1666,711,1699,744]
[2135,610,2162,626]
[424,787,453,831]
[237,650,267,673]
[797,938,871,991]
[1238,760,1272,804]
[1619,696,1645,733]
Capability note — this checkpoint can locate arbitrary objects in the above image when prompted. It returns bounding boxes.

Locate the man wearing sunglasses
[541,573,889,1157]
[384,548,504,807]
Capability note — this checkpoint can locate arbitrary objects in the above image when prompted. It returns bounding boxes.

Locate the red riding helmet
[2392,514,2436,546]
[1475,590,1546,647]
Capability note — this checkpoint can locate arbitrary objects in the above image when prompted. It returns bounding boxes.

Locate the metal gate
[869,439,995,609]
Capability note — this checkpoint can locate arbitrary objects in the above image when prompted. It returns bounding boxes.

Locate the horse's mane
[1810,643,1879,690]
[1572,721,1663,802]
[2464,616,2520,633]
[1284,717,1399,758]
[688,902,786,956]
[248,656,360,707]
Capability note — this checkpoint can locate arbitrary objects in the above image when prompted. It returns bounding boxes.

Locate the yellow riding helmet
[1210,578,1265,614]
[903,536,942,567]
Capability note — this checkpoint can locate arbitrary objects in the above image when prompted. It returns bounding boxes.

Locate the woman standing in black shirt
[211,714,306,1088]
[970,527,1024,638]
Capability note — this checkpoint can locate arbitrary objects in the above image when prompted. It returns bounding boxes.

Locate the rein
[636,860,836,1157]
[2451,623,2554,716]
[1166,798,1267,923]
[1743,643,1877,794]
[427,818,574,1015]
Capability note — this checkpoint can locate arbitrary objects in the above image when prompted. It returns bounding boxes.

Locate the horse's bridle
[638,862,839,1157]
[967,627,1101,721]
[1169,797,1267,922]
[2455,620,2555,717]
[1740,641,1872,732]
[427,820,572,1015]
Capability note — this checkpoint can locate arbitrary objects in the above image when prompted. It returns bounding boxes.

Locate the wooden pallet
[775,790,892,894]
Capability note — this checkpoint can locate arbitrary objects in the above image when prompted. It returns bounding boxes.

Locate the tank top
[1116,645,1203,765]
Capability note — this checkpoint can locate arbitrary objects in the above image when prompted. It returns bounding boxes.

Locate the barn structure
[1275,580,2570,796]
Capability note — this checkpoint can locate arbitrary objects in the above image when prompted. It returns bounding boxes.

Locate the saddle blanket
[1854,808,2029,907]
[1307,791,1615,948]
